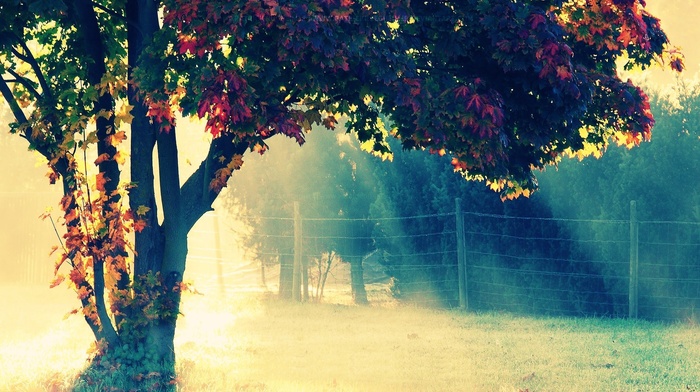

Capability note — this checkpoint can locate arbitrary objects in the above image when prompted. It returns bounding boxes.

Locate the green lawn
[1,284,698,391]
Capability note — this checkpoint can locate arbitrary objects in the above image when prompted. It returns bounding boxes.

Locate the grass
[1,284,699,391]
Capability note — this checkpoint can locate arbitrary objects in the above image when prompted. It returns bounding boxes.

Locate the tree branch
[0,77,29,126]
[9,34,52,99]
[90,0,126,22]
[5,68,41,98]
[180,134,249,233]
[126,0,163,278]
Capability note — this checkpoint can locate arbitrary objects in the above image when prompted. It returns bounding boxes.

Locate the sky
[638,0,699,85]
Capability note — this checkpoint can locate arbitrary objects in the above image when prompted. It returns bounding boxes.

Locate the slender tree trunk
[350,256,369,305]
[279,254,294,299]
[318,252,333,302]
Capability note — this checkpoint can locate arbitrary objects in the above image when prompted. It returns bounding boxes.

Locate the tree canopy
[149,0,683,196]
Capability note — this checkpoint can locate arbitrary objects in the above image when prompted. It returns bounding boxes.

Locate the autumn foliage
[135,0,684,199]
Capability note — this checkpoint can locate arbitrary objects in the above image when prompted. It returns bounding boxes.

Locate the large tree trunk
[350,256,369,305]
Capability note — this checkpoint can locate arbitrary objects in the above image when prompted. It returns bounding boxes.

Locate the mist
[1,1,699,390]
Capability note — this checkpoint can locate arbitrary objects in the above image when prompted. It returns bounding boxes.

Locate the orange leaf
[556,65,572,81]
[50,274,65,288]
[228,154,244,170]
[133,219,147,233]
[94,153,110,165]
[95,173,107,192]
[49,245,60,256]
[77,286,91,300]
[63,308,79,320]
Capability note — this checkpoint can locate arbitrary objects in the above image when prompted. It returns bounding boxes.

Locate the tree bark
[127,0,162,276]
[350,256,369,305]
[126,0,181,379]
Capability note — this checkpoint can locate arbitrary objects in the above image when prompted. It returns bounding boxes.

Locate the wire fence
[4,191,699,321]
[456,210,699,321]
[218,203,700,321]
[463,213,630,317]
[0,192,59,285]
[637,220,700,321]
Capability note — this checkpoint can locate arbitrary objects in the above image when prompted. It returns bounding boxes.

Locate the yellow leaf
[114,104,134,127]
[109,131,127,146]
[228,154,244,170]
[95,109,112,120]
[114,151,127,165]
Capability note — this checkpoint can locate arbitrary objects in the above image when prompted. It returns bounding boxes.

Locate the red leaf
[69,268,85,285]
[556,65,573,80]
[466,94,484,112]
[454,85,471,99]
[178,34,197,55]
[528,13,546,29]
[133,219,147,233]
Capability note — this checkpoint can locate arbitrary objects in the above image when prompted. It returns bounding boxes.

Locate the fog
[0,1,698,389]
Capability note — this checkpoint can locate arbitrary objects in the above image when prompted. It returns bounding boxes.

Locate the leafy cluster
[77,339,177,392]
[135,0,683,198]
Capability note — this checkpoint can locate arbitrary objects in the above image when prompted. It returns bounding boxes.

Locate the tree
[539,80,700,319]
[0,0,681,387]
[225,129,376,304]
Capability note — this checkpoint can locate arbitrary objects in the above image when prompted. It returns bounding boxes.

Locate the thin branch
[5,68,41,98]
[90,0,127,22]
[92,0,147,37]
[0,77,32,146]
[8,32,53,99]
[10,46,31,63]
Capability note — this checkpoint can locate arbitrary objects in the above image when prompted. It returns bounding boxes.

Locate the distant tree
[0,0,682,387]
[225,129,376,304]
[539,81,700,318]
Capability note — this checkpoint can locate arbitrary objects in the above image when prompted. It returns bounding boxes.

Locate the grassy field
[1,284,699,391]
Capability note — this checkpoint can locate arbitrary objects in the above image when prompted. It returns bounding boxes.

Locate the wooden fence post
[456,198,468,310]
[629,200,639,319]
[292,201,303,302]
